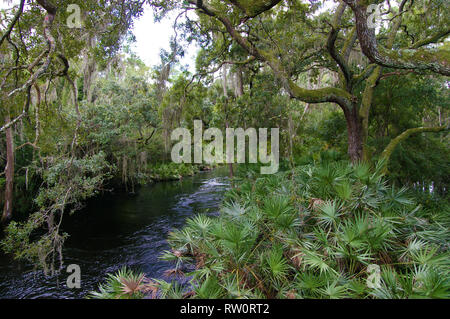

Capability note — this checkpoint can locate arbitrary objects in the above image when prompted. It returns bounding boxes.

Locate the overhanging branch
[343,0,450,76]
[380,126,448,172]
[190,0,354,110]
[0,0,25,47]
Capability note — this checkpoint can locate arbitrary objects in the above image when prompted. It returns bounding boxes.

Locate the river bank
[124,161,449,299]
[0,168,229,298]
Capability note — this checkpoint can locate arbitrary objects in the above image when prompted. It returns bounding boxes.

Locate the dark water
[0,168,229,299]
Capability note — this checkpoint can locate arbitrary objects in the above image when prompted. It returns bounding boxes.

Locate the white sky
[131,5,198,71]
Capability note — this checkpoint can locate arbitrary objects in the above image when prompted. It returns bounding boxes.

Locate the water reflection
[0,168,229,299]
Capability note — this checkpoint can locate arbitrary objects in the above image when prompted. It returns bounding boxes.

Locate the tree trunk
[344,108,363,163]
[83,36,97,103]
[2,115,14,223]
[234,67,244,97]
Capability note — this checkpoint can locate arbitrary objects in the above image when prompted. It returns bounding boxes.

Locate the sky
[1,0,198,70]
[131,5,198,71]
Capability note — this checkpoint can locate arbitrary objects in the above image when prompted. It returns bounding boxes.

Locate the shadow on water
[0,168,230,299]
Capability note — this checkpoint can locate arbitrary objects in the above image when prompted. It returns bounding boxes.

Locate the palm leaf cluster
[93,161,449,299]
[88,267,157,299]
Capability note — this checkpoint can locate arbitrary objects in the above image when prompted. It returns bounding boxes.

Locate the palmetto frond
[261,245,290,285]
[315,200,343,229]
[89,267,148,299]
[222,201,246,219]
[186,214,213,237]
[319,281,349,299]
[119,273,146,296]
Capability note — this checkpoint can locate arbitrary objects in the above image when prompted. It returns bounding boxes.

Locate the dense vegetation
[0,0,448,298]
[90,160,449,299]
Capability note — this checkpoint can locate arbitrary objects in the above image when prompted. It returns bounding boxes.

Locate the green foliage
[148,163,200,181]
[1,0,448,289]
[135,162,450,299]
[369,73,449,190]
[1,152,113,272]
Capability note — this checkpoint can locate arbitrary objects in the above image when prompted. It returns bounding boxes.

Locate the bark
[358,1,405,160]
[222,65,228,99]
[326,2,352,89]
[359,66,381,160]
[344,107,364,163]
[2,115,15,224]
[228,0,282,19]
[343,0,450,76]
[234,66,244,97]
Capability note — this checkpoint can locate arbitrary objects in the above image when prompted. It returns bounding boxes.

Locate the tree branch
[0,0,25,47]
[1,0,58,133]
[410,28,450,49]
[227,0,282,20]
[190,0,354,110]
[343,0,450,76]
[380,125,448,172]
[326,2,352,89]
[8,0,57,98]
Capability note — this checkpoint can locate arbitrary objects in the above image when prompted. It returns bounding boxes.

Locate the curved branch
[380,126,448,172]
[227,0,282,20]
[343,0,450,76]
[0,0,25,47]
[327,2,352,89]
[410,28,450,49]
[0,86,31,133]
[2,0,57,133]
[15,84,42,151]
[190,0,354,110]
[8,0,57,98]
[342,27,357,63]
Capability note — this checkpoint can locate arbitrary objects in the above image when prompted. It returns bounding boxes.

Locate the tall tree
[0,0,143,222]
[155,0,448,162]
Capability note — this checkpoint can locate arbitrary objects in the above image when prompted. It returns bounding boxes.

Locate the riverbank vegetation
[1,0,449,298]
[91,159,449,299]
